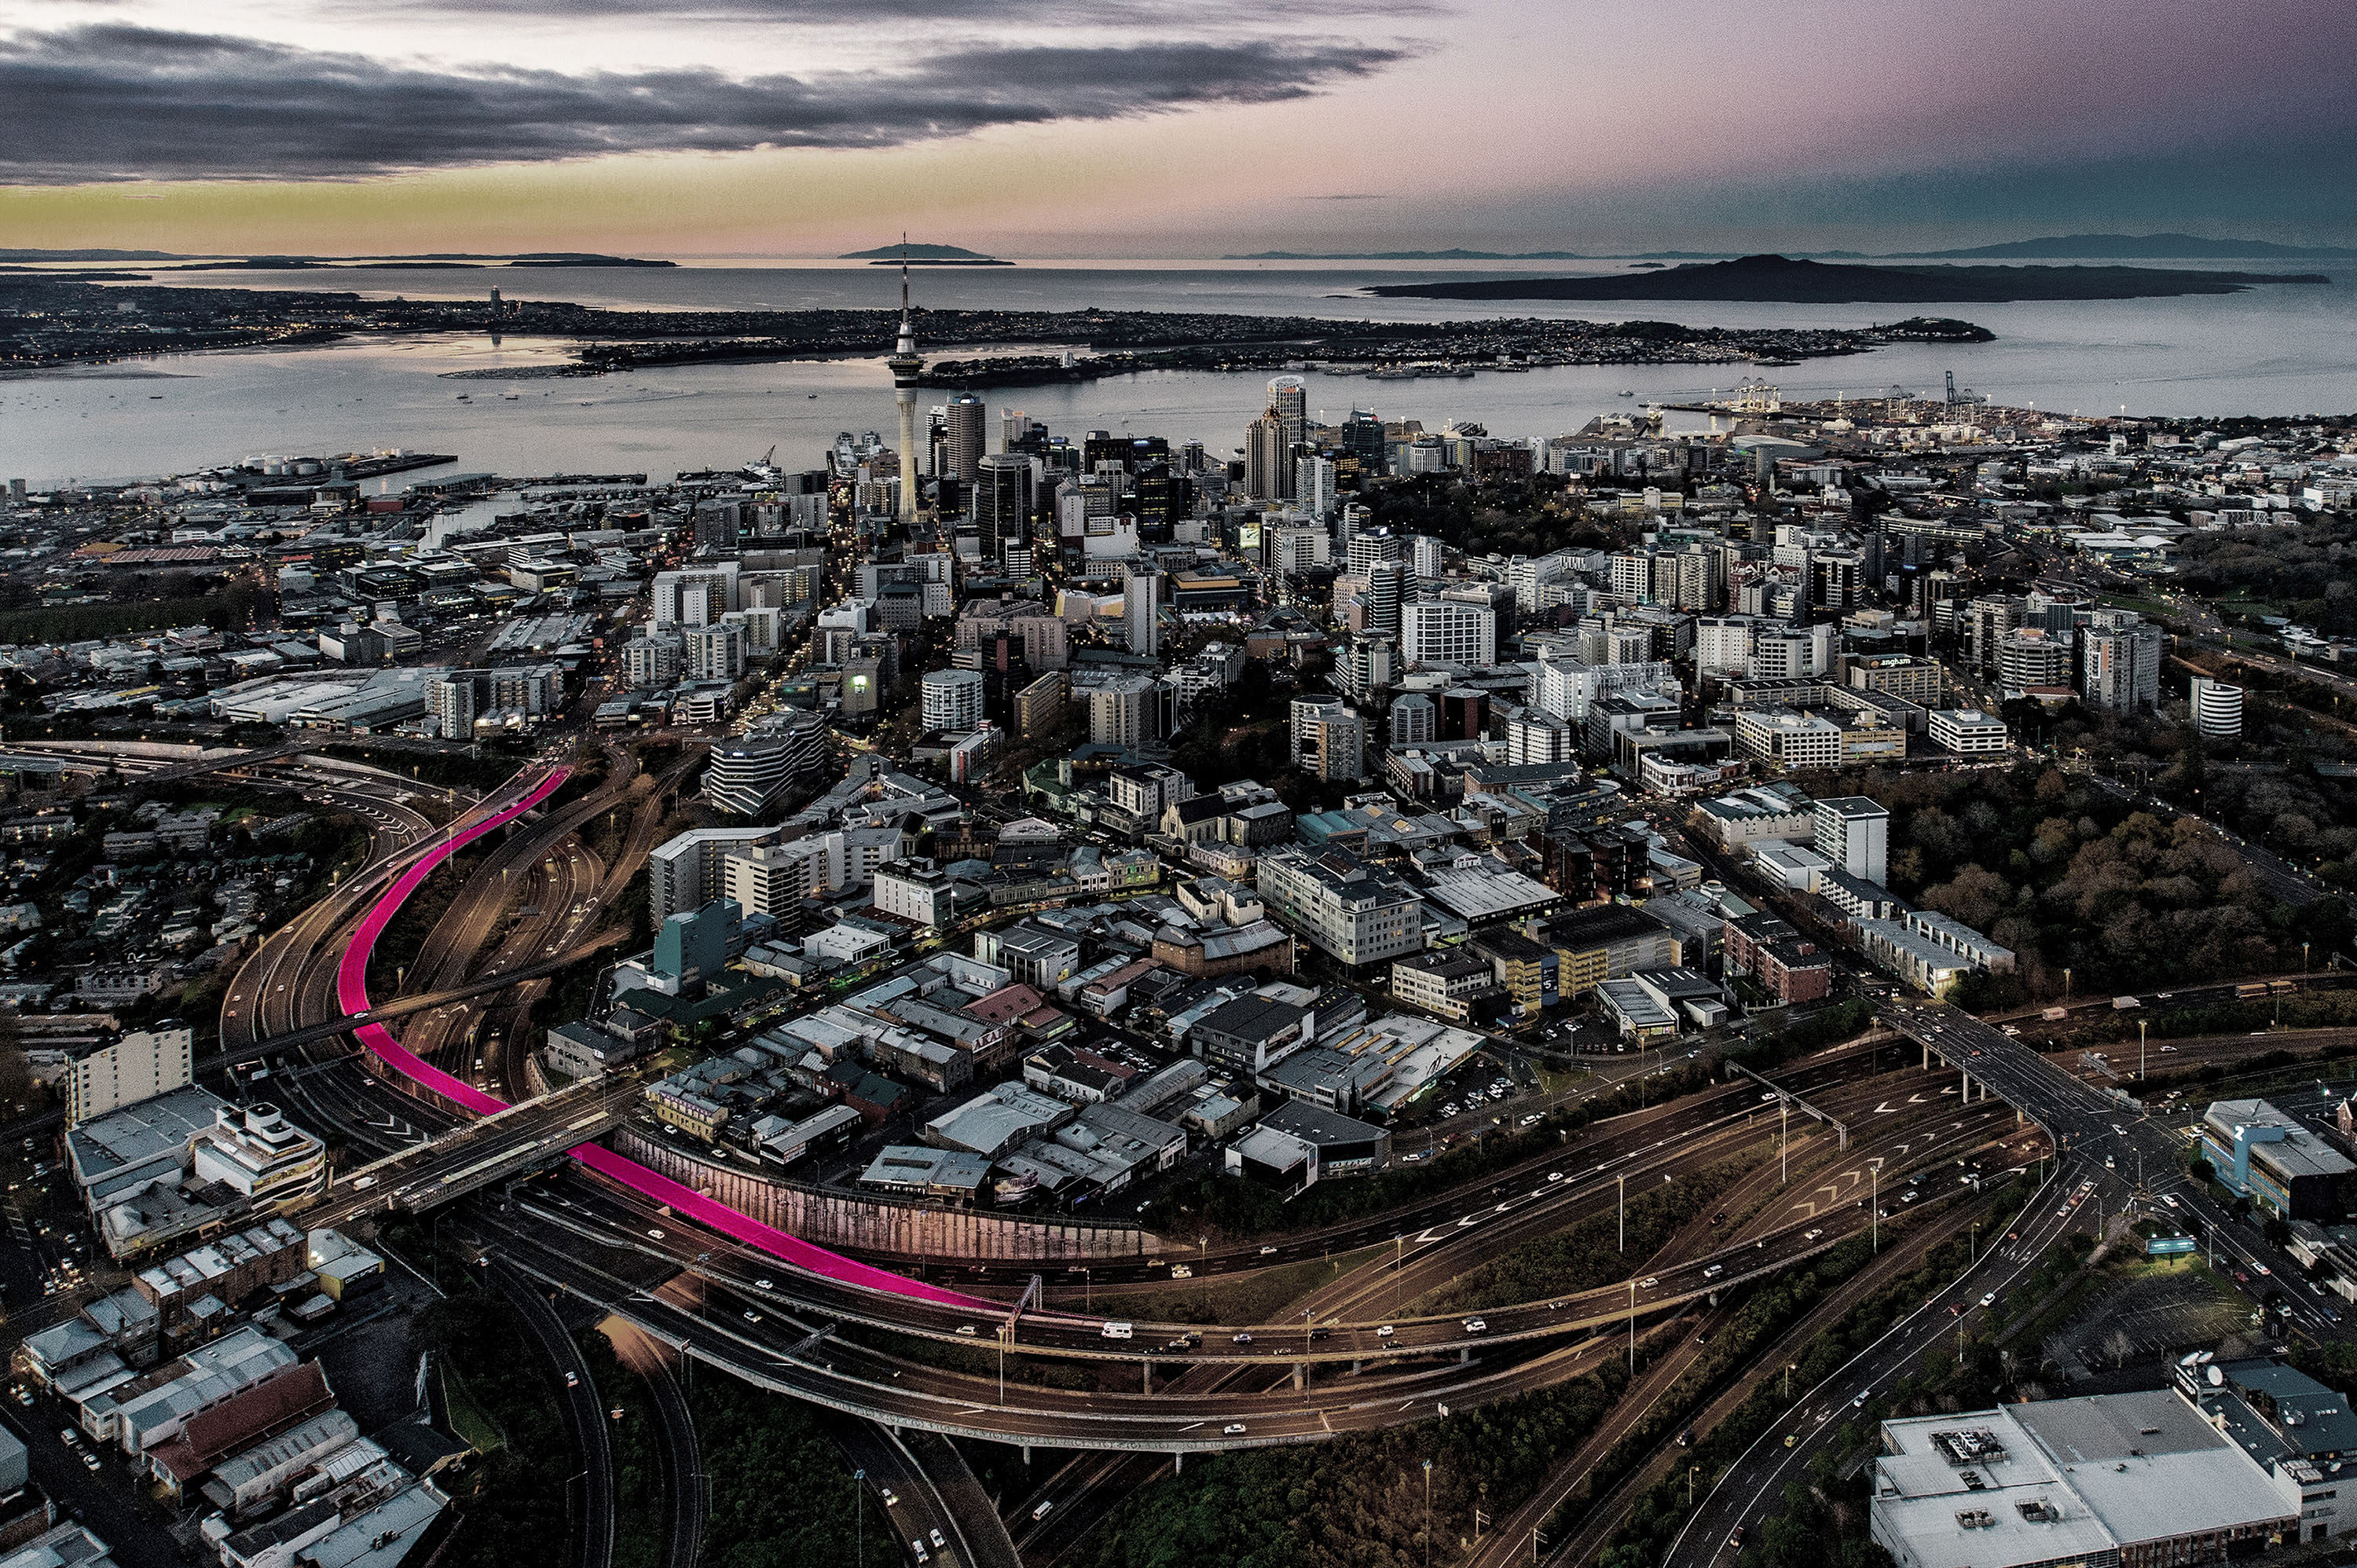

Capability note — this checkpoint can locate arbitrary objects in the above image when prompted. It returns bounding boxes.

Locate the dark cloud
[0,25,1412,182]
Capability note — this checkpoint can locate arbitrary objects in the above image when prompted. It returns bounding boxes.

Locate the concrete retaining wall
[611,1127,1164,1262]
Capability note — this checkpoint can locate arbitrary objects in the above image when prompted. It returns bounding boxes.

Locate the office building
[702,715,827,818]
[2192,677,2245,738]
[1256,846,1424,968]
[1267,375,1307,449]
[1812,796,1890,886]
[921,668,985,732]
[1871,1394,2294,1568]
[1928,707,2008,753]
[2200,1098,2357,1221]
[1997,628,2074,693]
[972,452,1033,547]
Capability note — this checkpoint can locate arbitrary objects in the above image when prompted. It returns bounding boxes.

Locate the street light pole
[1424,1459,1434,1568]
[1618,1172,1626,1252]
[852,1468,864,1568]
[2139,1019,2147,1081]
[1629,1279,1637,1374]
[1871,1164,1879,1254]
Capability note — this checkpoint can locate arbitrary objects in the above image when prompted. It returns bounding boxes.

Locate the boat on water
[1616,390,1635,397]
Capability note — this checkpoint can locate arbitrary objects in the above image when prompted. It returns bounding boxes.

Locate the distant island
[1366,254,2332,303]
[840,242,1014,266]
[1888,233,2357,260]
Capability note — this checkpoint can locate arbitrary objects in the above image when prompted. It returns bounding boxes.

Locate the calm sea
[5,259,2353,489]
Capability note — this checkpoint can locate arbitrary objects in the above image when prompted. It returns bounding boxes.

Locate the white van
[1100,1321,1134,1340]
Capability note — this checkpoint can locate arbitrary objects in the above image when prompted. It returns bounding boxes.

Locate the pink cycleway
[334,765,997,1312]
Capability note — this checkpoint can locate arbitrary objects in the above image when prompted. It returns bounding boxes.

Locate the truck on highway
[2041,1007,2068,1021]
[2113,995,2142,1010]
[1100,1321,1133,1340]
[2238,983,2269,999]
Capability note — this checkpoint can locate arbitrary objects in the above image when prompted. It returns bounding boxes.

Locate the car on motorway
[647,1229,665,1240]
[756,1279,773,1290]
[563,1372,579,1388]
[1259,1244,1278,1255]
[1548,1171,1563,1182]
[2163,1196,2180,1209]
[1376,1324,1395,1338]
[911,1541,929,1565]
[1232,1332,1253,1344]
[1223,1423,1248,1435]
[1803,1229,1822,1241]
[1728,1526,1747,1549]
[930,1530,948,1551]
[743,1310,761,1324]
[879,1487,898,1508]
[1853,1391,1871,1409]
[1703,1264,1725,1280]
[1031,1500,1054,1522]
[351,1176,376,1190]
[1169,1265,1193,1279]
[955,1324,977,1336]
[1462,1318,1487,1334]
[1639,1276,1659,1288]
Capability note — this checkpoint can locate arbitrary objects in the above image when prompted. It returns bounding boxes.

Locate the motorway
[487,1257,617,1568]
[1659,998,2341,1568]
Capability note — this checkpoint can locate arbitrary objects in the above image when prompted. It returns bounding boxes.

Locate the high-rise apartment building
[427,676,476,741]
[1294,456,1336,518]
[1812,797,1890,886]
[1364,559,1406,639]
[1244,408,1291,500]
[921,668,985,731]
[1411,534,1444,587]
[1124,560,1160,657]
[2192,677,2244,738]
[943,393,987,484]
[2080,616,2162,713]
[1399,600,1496,668]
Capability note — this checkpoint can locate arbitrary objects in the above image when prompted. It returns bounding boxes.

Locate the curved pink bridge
[336,766,995,1311]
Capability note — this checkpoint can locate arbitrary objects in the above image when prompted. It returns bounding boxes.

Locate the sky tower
[886,247,925,523]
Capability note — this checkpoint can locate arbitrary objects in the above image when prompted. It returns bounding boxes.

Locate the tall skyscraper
[1267,376,1307,449]
[1343,408,1386,475]
[885,257,925,524]
[1244,408,1291,500]
[971,452,1034,547]
[1124,560,1161,657]
[944,393,987,484]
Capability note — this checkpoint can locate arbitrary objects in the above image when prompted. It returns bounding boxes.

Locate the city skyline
[4,0,2355,258]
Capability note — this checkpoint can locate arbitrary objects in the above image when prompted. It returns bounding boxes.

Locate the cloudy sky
[3,0,2353,257]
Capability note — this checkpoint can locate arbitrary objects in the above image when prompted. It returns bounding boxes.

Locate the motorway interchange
[23,738,2338,1567]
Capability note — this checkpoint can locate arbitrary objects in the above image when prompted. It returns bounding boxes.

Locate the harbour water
[5,260,2355,489]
